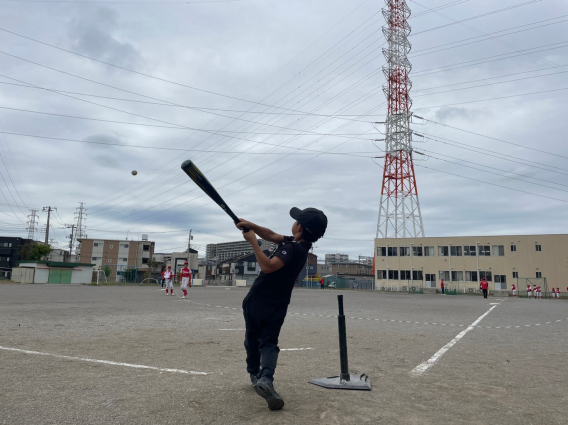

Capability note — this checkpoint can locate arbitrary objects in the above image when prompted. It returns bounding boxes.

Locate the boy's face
[291,220,303,241]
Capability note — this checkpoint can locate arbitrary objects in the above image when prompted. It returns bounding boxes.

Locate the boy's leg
[243,302,261,378]
[257,306,287,382]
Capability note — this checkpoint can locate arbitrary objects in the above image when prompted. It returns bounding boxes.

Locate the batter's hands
[242,228,257,244]
[236,219,255,231]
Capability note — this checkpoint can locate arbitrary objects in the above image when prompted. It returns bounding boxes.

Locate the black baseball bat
[181,160,248,232]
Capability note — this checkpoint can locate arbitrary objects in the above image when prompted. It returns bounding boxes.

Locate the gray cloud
[0,0,567,259]
[68,8,142,69]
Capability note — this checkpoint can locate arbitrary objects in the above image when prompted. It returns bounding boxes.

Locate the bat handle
[234,220,249,233]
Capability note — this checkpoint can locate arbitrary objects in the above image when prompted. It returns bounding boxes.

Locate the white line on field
[410,305,497,377]
[219,329,244,331]
[0,346,209,375]
[281,348,312,351]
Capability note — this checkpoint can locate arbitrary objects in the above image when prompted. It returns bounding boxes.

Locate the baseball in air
[131,170,138,176]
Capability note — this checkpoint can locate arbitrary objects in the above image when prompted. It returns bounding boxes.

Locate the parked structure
[11,260,95,284]
[375,234,568,292]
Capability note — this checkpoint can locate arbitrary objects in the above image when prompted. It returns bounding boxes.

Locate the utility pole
[376,0,424,238]
[27,209,39,240]
[42,206,57,244]
[66,224,76,259]
[188,229,193,252]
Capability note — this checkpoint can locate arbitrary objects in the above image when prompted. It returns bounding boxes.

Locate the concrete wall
[34,268,49,284]
[71,267,94,284]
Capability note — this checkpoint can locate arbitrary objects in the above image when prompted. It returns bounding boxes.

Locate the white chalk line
[0,346,209,375]
[175,294,568,330]
[410,306,497,377]
[219,329,244,331]
[281,348,312,351]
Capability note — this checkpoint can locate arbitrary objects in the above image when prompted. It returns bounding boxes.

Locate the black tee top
[246,236,311,306]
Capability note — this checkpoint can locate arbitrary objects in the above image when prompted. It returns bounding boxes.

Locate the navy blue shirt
[246,236,311,306]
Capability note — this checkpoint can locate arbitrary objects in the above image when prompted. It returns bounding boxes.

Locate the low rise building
[46,248,70,263]
[0,236,33,279]
[325,253,349,264]
[375,234,568,292]
[76,238,155,269]
[205,239,277,262]
[12,260,95,284]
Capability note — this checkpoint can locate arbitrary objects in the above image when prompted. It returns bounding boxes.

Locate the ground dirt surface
[1,284,567,424]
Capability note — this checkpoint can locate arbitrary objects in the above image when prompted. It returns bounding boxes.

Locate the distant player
[180,261,192,299]
[551,288,556,299]
[441,279,445,295]
[512,283,517,298]
[320,277,324,291]
[163,265,175,296]
[537,286,542,299]
[527,284,532,299]
[557,288,561,299]
[480,277,489,299]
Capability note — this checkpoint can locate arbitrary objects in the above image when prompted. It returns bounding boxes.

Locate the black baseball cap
[290,207,328,242]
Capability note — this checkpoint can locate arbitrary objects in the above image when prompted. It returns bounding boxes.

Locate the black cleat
[250,373,259,387]
[254,378,284,411]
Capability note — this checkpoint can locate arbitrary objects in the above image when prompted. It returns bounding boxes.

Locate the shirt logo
[282,250,287,254]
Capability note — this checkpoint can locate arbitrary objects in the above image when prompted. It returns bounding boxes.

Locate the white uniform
[180,268,192,289]
[527,286,532,298]
[163,270,174,290]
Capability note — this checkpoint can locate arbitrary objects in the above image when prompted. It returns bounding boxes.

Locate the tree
[147,257,159,275]
[104,265,111,277]
[20,243,52,262]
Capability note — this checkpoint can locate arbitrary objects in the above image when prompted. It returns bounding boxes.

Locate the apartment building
[325,253,349,264]
[205,239,277,262]
[375,234,568,290]
[76,238,155,269]
[0,236,33,279]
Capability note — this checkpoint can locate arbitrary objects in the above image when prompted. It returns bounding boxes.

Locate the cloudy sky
[0,0,567,260]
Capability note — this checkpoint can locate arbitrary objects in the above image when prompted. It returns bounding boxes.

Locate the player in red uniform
[180,261,192,299]
[551,288,556,299]
[512,283,517,298]
[527,284,532,299]
[557,288,561,299]
[480,277,489,299]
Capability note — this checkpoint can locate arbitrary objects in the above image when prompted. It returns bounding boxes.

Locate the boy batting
[236,207,327,411]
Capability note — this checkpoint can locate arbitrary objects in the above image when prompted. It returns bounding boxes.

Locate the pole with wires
[42,206,56,244]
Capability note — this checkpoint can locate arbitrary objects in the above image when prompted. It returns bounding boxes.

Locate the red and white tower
[377,0,424,238]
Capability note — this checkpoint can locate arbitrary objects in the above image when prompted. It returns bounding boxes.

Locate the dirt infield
[1,285,566,424]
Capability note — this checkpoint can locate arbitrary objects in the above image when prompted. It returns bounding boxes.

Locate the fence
[515,277,550,298]
[302,277,375,290]
[92,265,144,284]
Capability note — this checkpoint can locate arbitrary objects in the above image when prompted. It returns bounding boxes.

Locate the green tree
[104,265,111,277]
[19,243,52,261]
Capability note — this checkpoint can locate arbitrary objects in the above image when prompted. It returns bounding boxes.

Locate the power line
[410,14,568,57]
[0,131,376,157]
[420,118,568,161]
[415,163,568,204]
[413,86,568,111]
[422,133,568,176]
[0,0,242,4]
[412,41,568,78]
[410,0,546,36]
